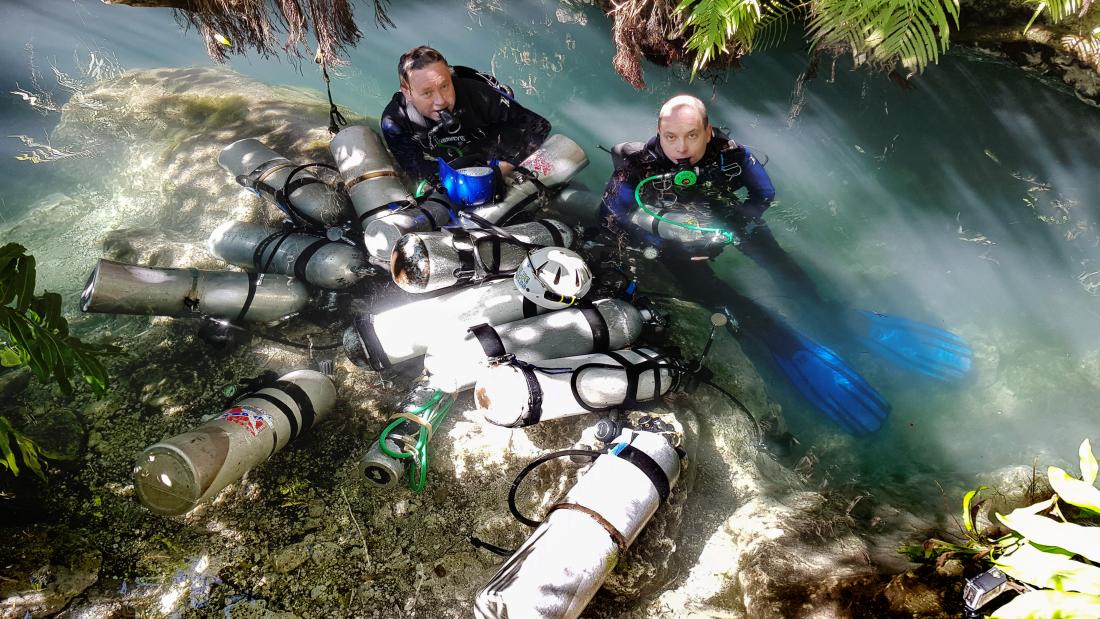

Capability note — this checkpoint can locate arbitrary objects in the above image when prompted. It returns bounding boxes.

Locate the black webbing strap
[273,164,330,229]
[292,239,330,282]
[513,165,549,195]
[503,359,544,428]
[580,306,610,353]
[418,205,438,229]
[241,160,294,196]
[357,203,396,225]
[570,350,668,413]
[603,350,639,409]
[244,392,295,455]
[236,272,259,322]
[521,297,539,318]
[352,314,389,371]
[613,442,671,503]
[652,207,672,236]
[449,229,479,283]
[469,323,507,359]
[634,348,663,401]
[532,219,565,247]
[253,230,295,273]
[274,380,317,434]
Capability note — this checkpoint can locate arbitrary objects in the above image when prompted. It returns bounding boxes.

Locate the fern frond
[808,0,960,73]
[756,1,810,51]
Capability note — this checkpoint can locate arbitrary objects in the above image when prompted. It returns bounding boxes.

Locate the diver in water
[598,95,971,434]
[380,46,552,181]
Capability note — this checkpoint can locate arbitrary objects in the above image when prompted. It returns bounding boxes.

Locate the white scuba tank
[329,125,415,230]
[208,221,372,289]
[133,370,337,516]
[218,138,347,227]
[362,195,456,265]
[342,278,550,371]
[468,134,589,224]
[474,429,682,619]
[80,259,310,323]
[390,219,573,294]
[475,348,682,428]
[422,299,645,393]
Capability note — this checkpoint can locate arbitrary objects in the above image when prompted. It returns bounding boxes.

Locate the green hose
[378,389,454,492]
[634,174,737,244]
[414,179,431,198]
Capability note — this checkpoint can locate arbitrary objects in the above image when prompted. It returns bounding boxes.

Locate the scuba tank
[207,221,373,290]
[133,370,337,516]
[362,195,456,266]
[468,135,590,224]
[548,187,601,224]
[474,429,682,619]
[390,219,573,294]
[629,159,737,253]
[80,259,310,323]
[329,125,415,231]
[342,278,549,371]
[475,347,684,428]
[218,138,348,228]
[422,299,650,393]
[359,379,455,491]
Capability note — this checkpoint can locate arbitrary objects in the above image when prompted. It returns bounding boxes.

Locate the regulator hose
[378,388,455,492]
[634,174,738,245]
[508,448,604,528]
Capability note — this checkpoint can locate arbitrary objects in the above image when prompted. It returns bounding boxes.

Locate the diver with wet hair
[598,95,972,434]
[380,45,552,181]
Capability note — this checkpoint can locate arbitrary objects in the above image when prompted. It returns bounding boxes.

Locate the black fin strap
[580,306,610,353]
[243,392,297,450]
[353,314,389,371]
[469,323,506,359]
[292,238,330,282]
[274,380,317,434]
[236,272,259,323]
[253,230,295,273]
[521,297,539,318]
[533,219,564,247]
[613,442,671,503]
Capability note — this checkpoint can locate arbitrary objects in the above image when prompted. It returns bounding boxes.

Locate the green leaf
[0,417,19,476]
[964,486,988,533]
[14,434,45,481]
[996,542,1100,595]
[0,347,23,367]
[1080,439,1097,485]
[990,590,1100,618]
[1050,465,1100,515]
[996,510,1100,563]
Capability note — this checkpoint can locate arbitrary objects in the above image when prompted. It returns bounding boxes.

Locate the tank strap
[183,268,202,312]
[651,207,671,236]
[546,502,627,554]
[293,238,331,282]
[353,314,389,371]
[532,219,564,247]
[611,441,671,503]
[450,229,479,284]
[253,230,296,273]
[569,350,676,413]
[469,323,506,359]
[275,380,317,434]
[521,297,539,318]
[277,163,341,229]
[579,306,610,352]
[236,272,260,322]
[244,392,295,452]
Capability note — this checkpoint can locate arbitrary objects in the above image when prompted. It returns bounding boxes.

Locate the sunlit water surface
[3,0,1100,509]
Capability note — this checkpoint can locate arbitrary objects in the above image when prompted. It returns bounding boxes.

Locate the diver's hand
[496,161,515,177]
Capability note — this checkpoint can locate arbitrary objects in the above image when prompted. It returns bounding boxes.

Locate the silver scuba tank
[475,348,682,428]
[628,203,729,250]
[218,138,347,227]
[390,219,573,294]
[468,134,590,224]
[342,278,549,371]
[359,380,454,489]
[362,195,456,265]
[133,369,337,516]
[207,220,372,290]
[422,298,646,393]
[329,125,415,231]
[80,259,310,323]
[474,429,682,619]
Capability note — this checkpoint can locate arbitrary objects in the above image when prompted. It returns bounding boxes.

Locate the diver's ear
[399,80,411,101]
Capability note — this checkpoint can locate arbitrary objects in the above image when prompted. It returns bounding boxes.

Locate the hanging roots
[166,0,392,65]
[604,0,693,89]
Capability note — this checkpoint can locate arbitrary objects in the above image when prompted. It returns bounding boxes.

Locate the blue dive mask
[438,158,496,206]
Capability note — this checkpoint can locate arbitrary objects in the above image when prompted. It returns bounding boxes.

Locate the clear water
[3,0,1100,507]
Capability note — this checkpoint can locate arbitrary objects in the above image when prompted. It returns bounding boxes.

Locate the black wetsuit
[380,76,551,180]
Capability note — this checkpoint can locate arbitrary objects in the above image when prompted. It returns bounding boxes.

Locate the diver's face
[658,108,711,165]
[401,61,456,122]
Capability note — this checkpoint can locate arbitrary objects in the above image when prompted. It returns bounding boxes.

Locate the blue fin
[750,313,891,434]
[854,310,972,384]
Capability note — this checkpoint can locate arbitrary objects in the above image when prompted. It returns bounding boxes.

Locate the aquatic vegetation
[0,415,53,480]
[901,439,1100,616]
[0,243,119,398]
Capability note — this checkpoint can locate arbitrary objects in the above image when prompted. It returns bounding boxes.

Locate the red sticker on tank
[221,406,274,437]
[523,150,554,177]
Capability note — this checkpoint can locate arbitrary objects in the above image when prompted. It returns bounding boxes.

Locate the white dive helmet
[514,247,593,310]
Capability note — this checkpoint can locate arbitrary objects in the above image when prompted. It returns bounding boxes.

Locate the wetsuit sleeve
[599,168,663,247]
[380,110,437,180]
[467,81,552,165]
[737,146,776,219]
